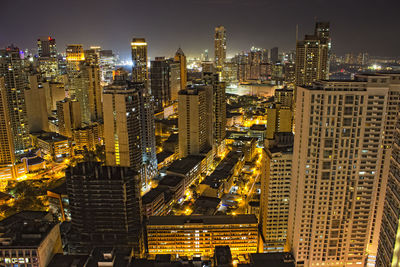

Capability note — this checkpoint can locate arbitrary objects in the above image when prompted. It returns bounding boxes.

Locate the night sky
[1,0,400,60]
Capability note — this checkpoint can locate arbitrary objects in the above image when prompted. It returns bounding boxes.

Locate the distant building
[131,38,148,84]
[147,215,258,257]
[214,26,226,73]
[66,162,143,254]
[150,57,171,112]
[270,47,279,64]
[174,48,187,90]
[295,22,330,87]
[0,211,63,267]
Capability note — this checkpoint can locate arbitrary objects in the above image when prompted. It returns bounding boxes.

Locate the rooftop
[142,187,169,204]
[37,132,68,142]
[249,253,295,267]
[167,155,205,175]
[148,214,258,226]
[158,175,184,188]
[48,254,89,267]
[0,211,57,248]
[156,151,174,163]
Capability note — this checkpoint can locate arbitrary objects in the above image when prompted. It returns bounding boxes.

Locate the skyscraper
[287,74,400,266]
[270,47,279,64]
[131,38,148,84]
[202,72,226,154]
[99,49,116,85]
[174,47,187,90]
[66,162,143,254]
[150,57,171,112]
[214,26,226,73]
[178,85,213,158]
[377,80,400,267]
[295,22,330,87]
[0,78,16,182]
[0,46,30,152]
[168,59,181,102]
[103,71,142,171]
[37,36,58,80]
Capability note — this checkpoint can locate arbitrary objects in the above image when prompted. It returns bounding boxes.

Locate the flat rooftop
[142,187,168,204]
[148,214,257,226]
[37,132,68,142]
[249,253,295,267]
[158,175,184,188]
[167,155,205,175]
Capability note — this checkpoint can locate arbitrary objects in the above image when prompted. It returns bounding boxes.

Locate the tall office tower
[150,57,171,112]
[287,74,400,266]
[168,59,181,102]
[0,78,16,181]
[99,50,116,85]
[131,38,148,84]
[84,48,100,66]
[203,72,226,152]
[0,46,30,152]
[66,44,85,97]
[37,36,58,80]
[178,85,213,158]
[295,22,330,87]
[377,112,400,266]
[214,26,226,71]
[37,36,57,58]
[139,90,158,182]
[79,62,103,122]
[260,141,293,252]
[25,74,50,132]
[103,71,142,169]
[56,98,82,138]
[174,47,187,90]
[271,47,279,64]
[66,162,143,254]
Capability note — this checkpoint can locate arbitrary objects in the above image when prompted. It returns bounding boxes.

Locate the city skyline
[2,0,400,60]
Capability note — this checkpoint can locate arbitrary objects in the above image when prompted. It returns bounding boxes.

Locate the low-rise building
[33,132,71,161]
[142,187,173,217]
[166,155,205,191]
[47,182,70,222]
[158,175,185,201]
[147,215,258,257]
[0,211,63,267]
[157,151,176,170]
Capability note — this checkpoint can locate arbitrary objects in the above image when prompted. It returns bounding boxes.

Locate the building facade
[147,215,258,257]
[287,74,400,266]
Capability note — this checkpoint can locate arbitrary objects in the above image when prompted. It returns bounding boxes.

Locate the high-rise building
[66,162,143,254]
[0,46,30,152]
[168,59,181,102]
[66,44,85,62]
[0,78,16,181]
[103,71,142,170]
[376,79,400,266]
[131,38,148,84]
[202,72,226,152]
[287,74,400,266]
[260,143,293,252]
[37,36,57,58]
[99,49,116,85]
[25,74,50,132]
[80,62,103,122]
[295,22,330,87]
[56,98,82,138]
[178,85,213,158]
[37,36,58,80]
[214,26,226,73]
[150,57,171,112]
[271,47,279,64]
[174,48,187,90]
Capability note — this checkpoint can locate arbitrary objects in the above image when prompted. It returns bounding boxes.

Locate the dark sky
[1,0,400,60]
